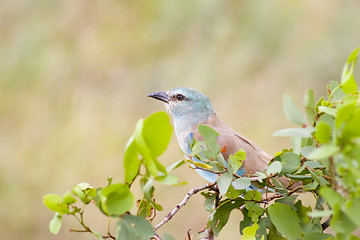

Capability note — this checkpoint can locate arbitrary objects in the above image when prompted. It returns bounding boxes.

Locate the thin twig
[305,166,332,183]
[328,156,337,189]
[103,235,116,239]
[263,194,284,202]
[153,232,162,240]
[105,217,116,239]
[288,185,304,195]
[73,213,91,232]
[186,229,192,240]
[73,209,115,239]
[154,183,215,231]
[234,172,278,181]
[263,185,304,203]
[107,217,111,236]
[70,229,88,233]
[193,166,227,175]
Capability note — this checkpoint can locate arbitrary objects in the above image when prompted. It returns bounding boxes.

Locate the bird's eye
[176,94,185,101]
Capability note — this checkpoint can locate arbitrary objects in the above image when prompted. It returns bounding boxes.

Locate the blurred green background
[1,0,360,239]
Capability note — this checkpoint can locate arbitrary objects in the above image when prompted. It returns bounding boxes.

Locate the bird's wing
[216,129,272,174]
[190,115,300,189]
[190,115,272,174]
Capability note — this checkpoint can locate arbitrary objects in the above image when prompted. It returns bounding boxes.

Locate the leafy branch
[154,183,216,231]
[43,47,360,240]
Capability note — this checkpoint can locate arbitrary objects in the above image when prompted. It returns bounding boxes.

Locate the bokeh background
[1,0,360,239]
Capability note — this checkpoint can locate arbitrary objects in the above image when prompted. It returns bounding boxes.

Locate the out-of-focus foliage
[2,0,360,239]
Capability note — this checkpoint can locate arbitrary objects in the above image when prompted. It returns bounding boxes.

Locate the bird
[148,87,272,183]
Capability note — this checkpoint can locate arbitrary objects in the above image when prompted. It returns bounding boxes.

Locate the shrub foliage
[44,48,360,240]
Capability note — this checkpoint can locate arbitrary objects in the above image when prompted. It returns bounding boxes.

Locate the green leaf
[141,178,163,211]
[273,127,315,138]
[336,102,356,128]
[155,174,183,186]
[340,48,359,94]
[98,183,134,216]
[318,187,344,209]
[246,203,263,223]
[166,159,185,172]
[345,197,360,227]
[189,139,204,156]
[256,219,268,240]
[226,184,244,199]
[315,122,331,144]
[142,111,172,157]
[304,160,324,169]
[292,136,302,154]
[307,210,333,218]
[63,191,77,205]
[266,161,283,175]
[73,183,97,204]
[301,146,316,159]
[341,70,358,94]
[283,94,306,125]
[294,200,311,228]
[307,144,339,160]
[304,89,316,124]
[162,233,176,240]
[43,194,70,215]
[232,177,251,190]
[331,203,357,236]
[133,119,157,176]
[302,232,334,240]
[244,189,262,204]
[318,113,335,130]
[342,108,360,140]
[192,161,213,169]
[307,168,328,185]
[315,97,325,112]
[242,223,259,240]
[217,171,233,195]
[280,152,301,174]
[49,213,62,235]
[343,48,358,68]
[347,47,360,64]
[268,223,287,240]
[137,199,153,218]
[124,138,140,184]
[134,112,171,176]
[117,215,154,240]
[285,174,312,180]
[301,218,322,234]
[328,81,346,102]
[240,208,252,234]
[304,181,319,191]
[267,203,303,240]
[198,124,221,159]
[211,199,244,236]
[318,106,337,116]
[229,149,246,172]
[217,151,227,167]
[201,192,216,211]
[244,190,263,222]
[92,230,104,240]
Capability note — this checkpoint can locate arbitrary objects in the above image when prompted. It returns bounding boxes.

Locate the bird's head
[148,87,215,125]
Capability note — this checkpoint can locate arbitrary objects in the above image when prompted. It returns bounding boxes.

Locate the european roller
[148,87,272,183]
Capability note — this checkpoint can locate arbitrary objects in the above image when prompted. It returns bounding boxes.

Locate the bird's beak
[148,91,170,103]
